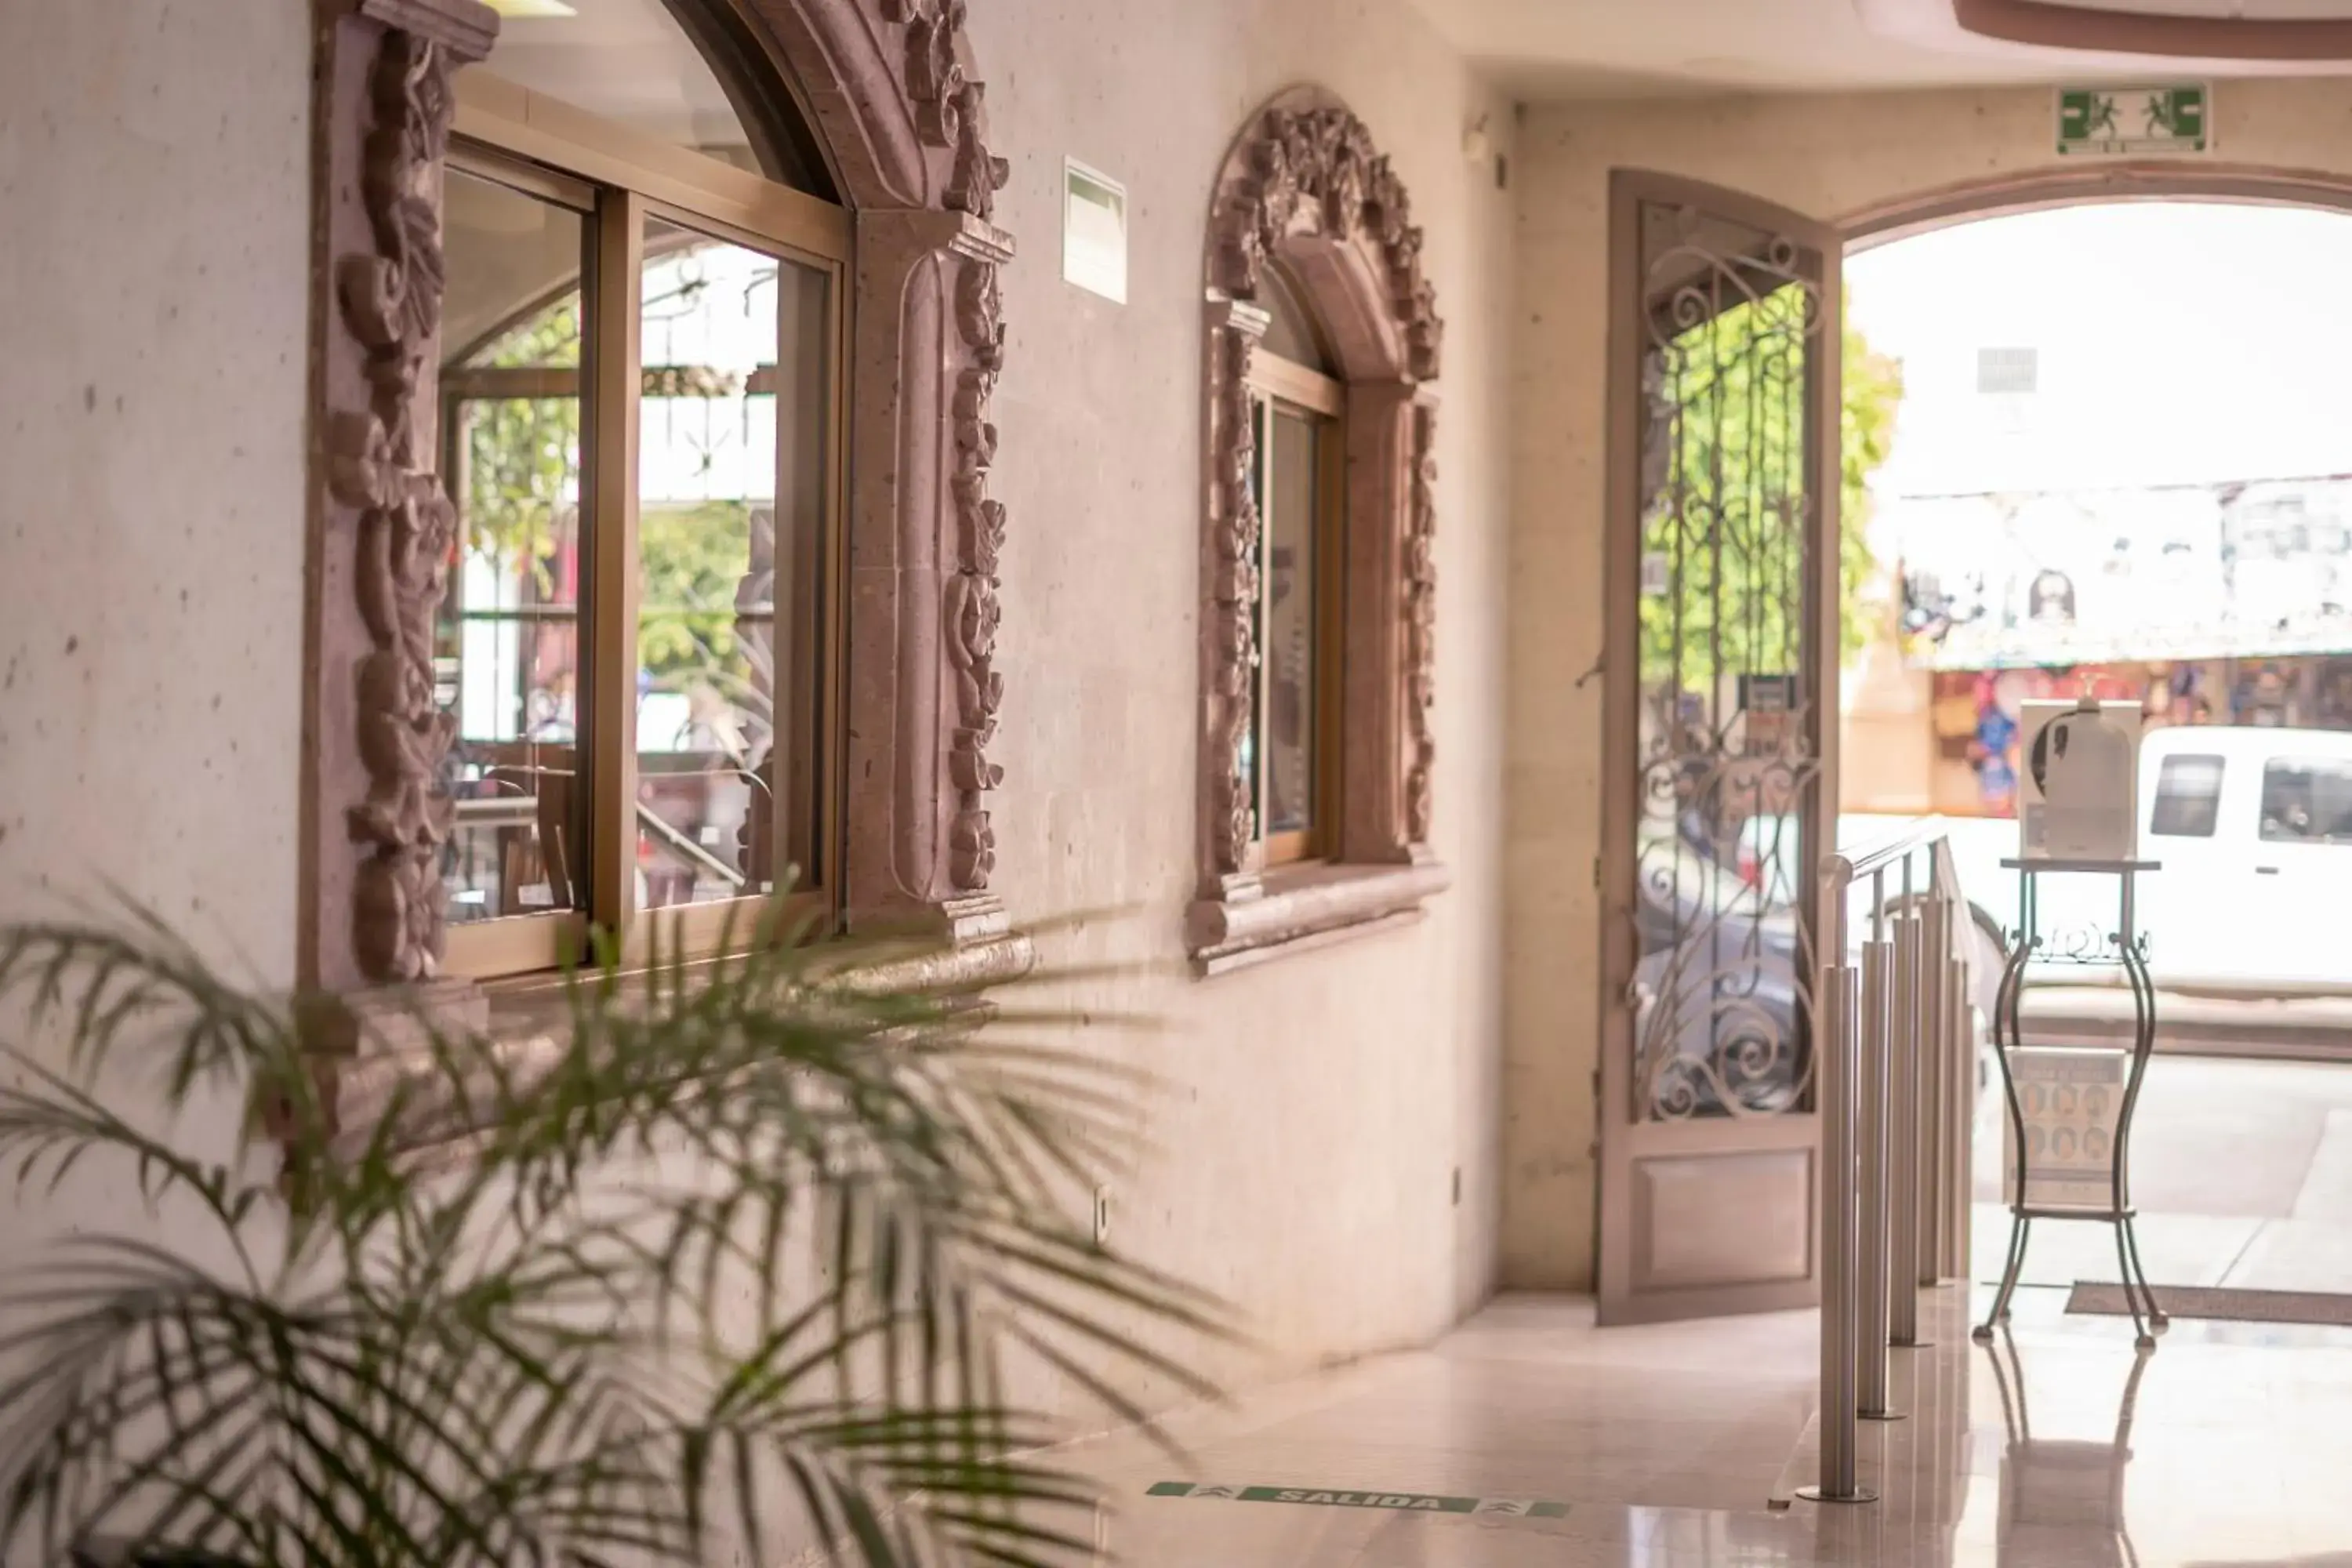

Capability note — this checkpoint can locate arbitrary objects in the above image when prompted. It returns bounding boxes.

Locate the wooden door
[1596,170,1845,1325]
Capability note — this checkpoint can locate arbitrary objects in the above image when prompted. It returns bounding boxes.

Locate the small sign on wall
[2057,85,2209,157]
[1063,158,1128,304]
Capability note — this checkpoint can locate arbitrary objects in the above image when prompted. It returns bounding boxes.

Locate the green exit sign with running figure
[2058,85,2209,156]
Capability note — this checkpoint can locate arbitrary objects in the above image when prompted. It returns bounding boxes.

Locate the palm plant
[0,902,1228,1567]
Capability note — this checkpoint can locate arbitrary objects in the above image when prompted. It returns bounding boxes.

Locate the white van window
[2149,753,2225,838]
[2260,758,2352,846]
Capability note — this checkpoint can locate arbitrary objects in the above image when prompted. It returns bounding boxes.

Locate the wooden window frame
[434,89,850,982]
[301,0,1029,1104]
[1188,88,1449,976]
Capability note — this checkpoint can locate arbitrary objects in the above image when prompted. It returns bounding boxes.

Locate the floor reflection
[1982,1322,2147,1568]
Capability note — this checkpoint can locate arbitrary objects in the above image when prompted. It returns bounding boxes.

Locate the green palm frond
[0,901,1232,1567]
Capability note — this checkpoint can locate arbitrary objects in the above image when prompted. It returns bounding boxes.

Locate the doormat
[1146,1482,1566,1519]
[2067,1281,2352,1328]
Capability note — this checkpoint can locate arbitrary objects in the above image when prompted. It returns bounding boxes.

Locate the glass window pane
[485,0,829,192]
[437,167,591,929]
[1259,264,1333,373]
[636,219,828,909]
[2150,753,2224,839]
[2261,757,2352,845]
[1262,405,1321,840]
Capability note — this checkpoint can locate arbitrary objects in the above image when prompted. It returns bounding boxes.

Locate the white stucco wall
[971,0,1516,1388]
[1504,76,2352,1289]
[0,0,311,1273]
[0,0,309,971]
[0,0,1513,1417]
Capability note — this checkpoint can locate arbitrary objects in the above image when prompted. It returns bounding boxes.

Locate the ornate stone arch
[1188,87,1449,975]
[303,0,1024,1053]
[709,0,1018,948]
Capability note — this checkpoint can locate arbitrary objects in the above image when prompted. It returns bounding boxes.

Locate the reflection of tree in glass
[464,300,582,595]
[638,499,766,776]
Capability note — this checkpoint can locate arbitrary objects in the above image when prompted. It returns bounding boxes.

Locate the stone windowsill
[322,926,1037,1166]
[1186,857,1449,977]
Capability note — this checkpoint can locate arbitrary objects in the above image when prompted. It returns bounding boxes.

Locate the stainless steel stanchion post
[1799,964,1875,1504]
[1889,910,1924,1347]
[1918,896,1949,1288]
[1945,953,1973,1281]
[1858,938,1900,1421]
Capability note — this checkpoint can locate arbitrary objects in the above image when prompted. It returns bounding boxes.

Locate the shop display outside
[1887,475,2352,818]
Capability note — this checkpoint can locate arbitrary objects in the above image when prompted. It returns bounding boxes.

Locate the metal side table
[1976,858,2169,1350]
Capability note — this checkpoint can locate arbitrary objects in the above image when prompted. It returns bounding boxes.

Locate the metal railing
[1804,822,1982,1505]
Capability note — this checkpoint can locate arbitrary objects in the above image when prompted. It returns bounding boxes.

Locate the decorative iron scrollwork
[1628,200,1829,1122]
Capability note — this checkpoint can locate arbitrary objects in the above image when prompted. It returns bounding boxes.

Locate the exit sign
[2058,85,2208,156]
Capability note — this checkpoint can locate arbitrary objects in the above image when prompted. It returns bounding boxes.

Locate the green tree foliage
[456,296,759,695]
[637,500,754,687]
[463,299,583,601]
[1638,284,1904,695]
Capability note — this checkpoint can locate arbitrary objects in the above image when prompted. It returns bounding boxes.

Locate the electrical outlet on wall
[1092,1183,1112,1246]
[1452,1167,1462,1207]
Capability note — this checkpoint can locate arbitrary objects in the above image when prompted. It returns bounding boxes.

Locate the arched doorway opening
[1593,159,2352,1324]
[1835,172,2352,1312]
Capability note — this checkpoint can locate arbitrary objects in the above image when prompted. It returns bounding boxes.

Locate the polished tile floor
[1067,1286,2352,1566]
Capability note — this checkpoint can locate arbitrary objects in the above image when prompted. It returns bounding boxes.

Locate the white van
[2129,725,2352,993]
[1914,725,2352,995]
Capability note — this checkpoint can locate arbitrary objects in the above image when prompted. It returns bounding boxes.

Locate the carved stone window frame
[301,0,1028,1091]
[1189,87,1447,976]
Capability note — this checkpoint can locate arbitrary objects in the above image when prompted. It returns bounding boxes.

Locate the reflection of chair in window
[468,742,579,916]
[1981,1323,2148,1568]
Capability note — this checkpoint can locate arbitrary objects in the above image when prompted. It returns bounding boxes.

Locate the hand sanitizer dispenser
[2028,697,2140,862]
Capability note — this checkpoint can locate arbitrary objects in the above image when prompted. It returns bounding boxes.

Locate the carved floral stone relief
[332,27,470,985]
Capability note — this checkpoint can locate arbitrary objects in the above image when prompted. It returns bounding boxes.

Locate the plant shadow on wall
[0,903,1232,1566]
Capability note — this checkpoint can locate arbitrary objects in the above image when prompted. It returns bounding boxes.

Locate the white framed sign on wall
[1063,158,1128,304]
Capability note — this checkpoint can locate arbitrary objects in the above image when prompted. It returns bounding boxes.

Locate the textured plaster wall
[0,0,309,1269]
[1503,77,2352,1289]
[968,0,1517,1392]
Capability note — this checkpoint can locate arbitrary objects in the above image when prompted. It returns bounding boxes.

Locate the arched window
[307,0,1018,1009]
[1189,89,1449,974]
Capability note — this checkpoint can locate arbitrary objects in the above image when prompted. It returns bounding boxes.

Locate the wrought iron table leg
[1976,933,2035,1343]
[2119,1217,2165,1337]
[2116,924,2168,1339]
[2110,1213,2153,1347]
[1978,1215,2031,1341]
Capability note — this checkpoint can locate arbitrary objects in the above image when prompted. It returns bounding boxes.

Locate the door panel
[1598,171,1842,1326]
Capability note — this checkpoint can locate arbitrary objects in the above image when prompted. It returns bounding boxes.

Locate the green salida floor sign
[1149,1481,1567,1519]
